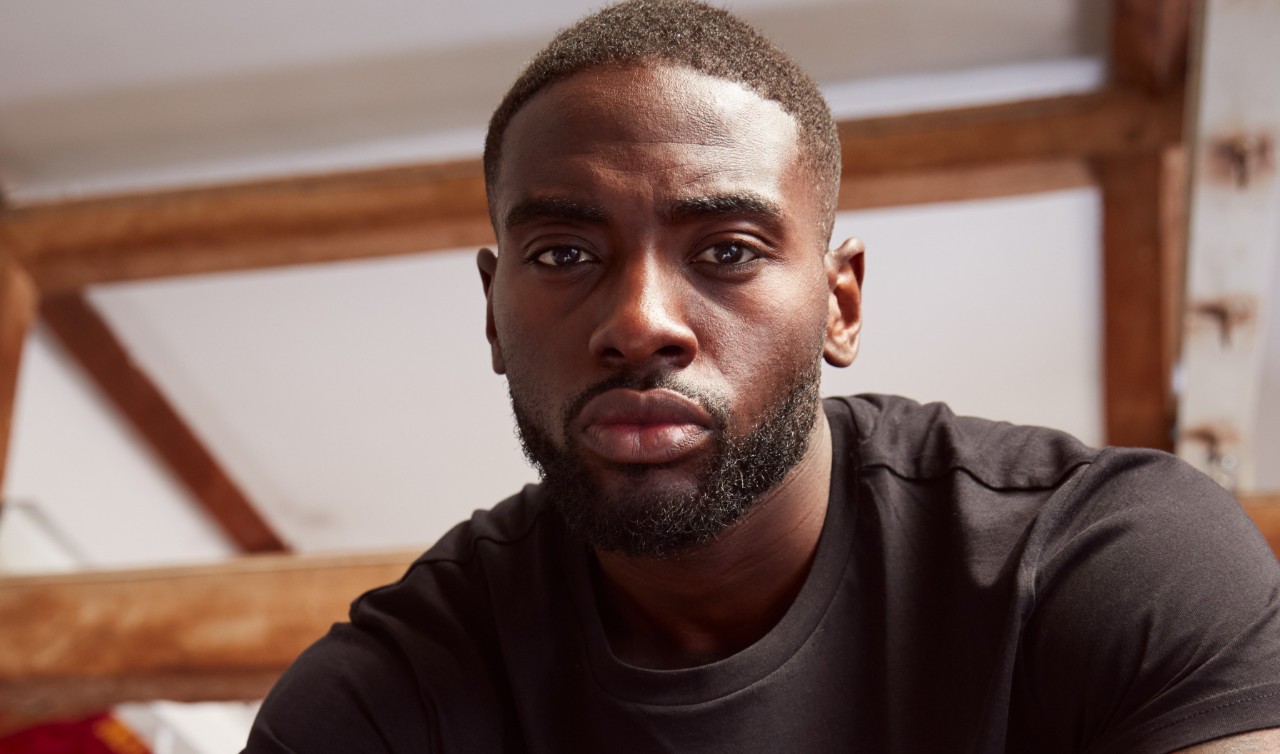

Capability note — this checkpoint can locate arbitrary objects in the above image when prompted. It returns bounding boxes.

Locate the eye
[532,246,598,267]
[693,241,761,266]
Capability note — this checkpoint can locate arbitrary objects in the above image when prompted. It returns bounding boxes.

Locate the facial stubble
[509,361,823,559]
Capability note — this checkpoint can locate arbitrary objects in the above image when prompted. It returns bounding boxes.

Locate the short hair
[483,0,841,242]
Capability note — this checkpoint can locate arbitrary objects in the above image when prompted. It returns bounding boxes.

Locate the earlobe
[823,238,865,368]
[476,248,507,375]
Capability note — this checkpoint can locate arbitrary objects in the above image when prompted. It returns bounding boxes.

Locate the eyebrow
[503,197,609,232]
[501,192,785,233]
[664,193,785,224]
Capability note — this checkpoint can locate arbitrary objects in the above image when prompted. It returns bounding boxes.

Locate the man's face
[480,63,853,557]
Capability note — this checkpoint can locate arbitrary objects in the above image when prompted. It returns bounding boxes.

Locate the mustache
[561,371,731,434]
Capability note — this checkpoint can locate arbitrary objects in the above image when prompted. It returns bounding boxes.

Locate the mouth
[573,388,716,465]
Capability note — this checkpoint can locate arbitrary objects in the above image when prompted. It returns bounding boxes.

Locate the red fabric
[0,714,149,754]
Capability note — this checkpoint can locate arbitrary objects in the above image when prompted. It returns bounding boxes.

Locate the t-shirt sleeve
[1018,449,1280,754]
[242,622,435,754]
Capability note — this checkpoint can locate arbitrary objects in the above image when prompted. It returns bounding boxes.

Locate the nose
[587,254,697,370]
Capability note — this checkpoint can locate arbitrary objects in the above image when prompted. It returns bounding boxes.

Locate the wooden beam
[837,89,1181,177]
[1111,0,1193,94]
[0,550,417,719]
[1096,147,1187,449]
[838,159,1093,212]
[1241,492,1280,561]
[4,158,494,294]
[0,257,37,489]
[1174,0,1280,491]
[1094,0,1194,449]
[39,293,287,553]
[1,490,1273,717]
[0,91,1182,294]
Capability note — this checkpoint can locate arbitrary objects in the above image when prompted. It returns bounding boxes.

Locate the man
[244,2,1280,751]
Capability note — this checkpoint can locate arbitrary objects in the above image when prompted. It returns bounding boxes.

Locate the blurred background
[0,0,1276,751]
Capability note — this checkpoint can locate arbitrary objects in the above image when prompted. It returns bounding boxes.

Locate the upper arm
[1019,452,1280,754]
[1171,727,1280,753]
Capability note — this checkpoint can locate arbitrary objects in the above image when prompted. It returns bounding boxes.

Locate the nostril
[655,345,685,359]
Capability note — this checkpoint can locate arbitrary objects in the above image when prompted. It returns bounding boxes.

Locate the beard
[509,361,823,559]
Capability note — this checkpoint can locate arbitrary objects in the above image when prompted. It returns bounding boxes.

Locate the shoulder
[1007,448,1280,751]
[356,482,553,610]
[1030,443,1261,565]
[348,483,560,671]
[825,393,1098,490]
[246,485,561,753]
[824,396,1280,751]
[825,393,1103,562]
[826,394,1276,604]
[1016,444,1280,752]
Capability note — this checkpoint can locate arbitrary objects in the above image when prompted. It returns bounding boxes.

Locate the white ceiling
[0,0,1126,567]
[0,0,1106,201]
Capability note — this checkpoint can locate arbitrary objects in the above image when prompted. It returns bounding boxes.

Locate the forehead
[494,63,807,222]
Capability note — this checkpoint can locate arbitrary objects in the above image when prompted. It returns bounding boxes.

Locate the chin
[509,359,823,558]
[591,462,707,500]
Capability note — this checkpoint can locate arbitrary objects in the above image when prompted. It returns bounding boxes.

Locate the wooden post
[1096,149,1187,449]
[1174,0,1280,491]
[1096,0,1192,449]
[1110,0,1192,95]
[0,256,37,490]
[39,293,288,553]
[1241,492,1280,561]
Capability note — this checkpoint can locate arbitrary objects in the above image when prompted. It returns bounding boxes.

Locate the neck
[592,413,833,669]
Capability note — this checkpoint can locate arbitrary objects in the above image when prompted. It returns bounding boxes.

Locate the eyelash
[524,238,768,270]
[691,241,763,267]
[529,246,598,267]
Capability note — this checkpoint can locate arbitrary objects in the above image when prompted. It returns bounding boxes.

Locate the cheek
[490,269,544,367]
[703,272,829,386]
[489,276,592,435]
[493,307,548,391]
[489,280,546,393]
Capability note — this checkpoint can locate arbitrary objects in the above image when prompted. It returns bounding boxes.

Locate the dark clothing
[246,395,1280,753]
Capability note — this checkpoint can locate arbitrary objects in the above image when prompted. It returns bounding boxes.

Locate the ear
[476,248,506,375]
[823,237,864,368]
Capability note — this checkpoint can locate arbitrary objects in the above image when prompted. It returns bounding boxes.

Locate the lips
[574,388,715,464]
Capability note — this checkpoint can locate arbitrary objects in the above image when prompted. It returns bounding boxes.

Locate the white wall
[823,190,1102,440]
[4,327,237,569]
[1,187,1103,564]
[1253,215,1280,490]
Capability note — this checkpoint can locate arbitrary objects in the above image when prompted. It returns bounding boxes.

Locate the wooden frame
[1173,0,1280,491]
[0,257,37,488]
[40,294,285,552]
[1095,0,1194,450]
[11,0,1274,717]
[0,90,1178,294]
[0,550,417,719]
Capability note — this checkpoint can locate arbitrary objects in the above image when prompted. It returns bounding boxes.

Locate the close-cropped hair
[482,0,842,243]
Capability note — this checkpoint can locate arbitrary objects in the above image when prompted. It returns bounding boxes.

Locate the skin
[473,58,1275,752]
[478,62,862,667]
[1174,730,1280,753]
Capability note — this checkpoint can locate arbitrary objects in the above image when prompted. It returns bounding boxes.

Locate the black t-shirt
[245,395,1280,753]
